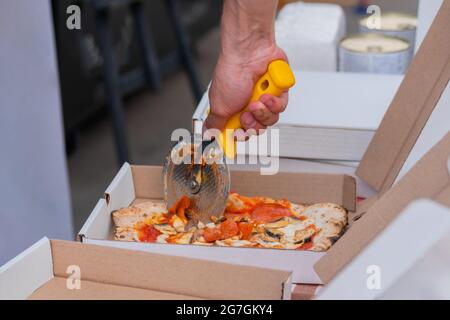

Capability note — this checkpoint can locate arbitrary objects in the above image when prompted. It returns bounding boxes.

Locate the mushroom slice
[253,236,284,249]
[153,224,177,235]
[293,228,316,244]
[169,232,193,245]
[262,217,290,229]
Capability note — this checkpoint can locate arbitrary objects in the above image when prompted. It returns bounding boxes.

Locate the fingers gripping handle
[217,60,296,159]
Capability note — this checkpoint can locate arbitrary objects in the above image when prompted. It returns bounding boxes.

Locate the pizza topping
[224,211,250,221]
[167,232,194,244]
[136,223,162,243]
[169,215,186,233]
[238,222,254,240]
[153,224,177,235]
[203,227,223,243]
[220,218,240,239]
[251,203,292,223]
[262,217,290,229]
[169,195,191,222]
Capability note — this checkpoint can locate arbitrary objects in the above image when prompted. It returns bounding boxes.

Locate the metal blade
[162,140,230,225]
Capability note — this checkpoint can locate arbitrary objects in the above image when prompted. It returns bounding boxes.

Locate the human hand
[205,45,289,136]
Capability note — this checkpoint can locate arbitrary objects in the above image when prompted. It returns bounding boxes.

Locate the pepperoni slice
[203,228,222,243]
[238,222,254,240]
[251,203,292,223]
[220,218,240,239]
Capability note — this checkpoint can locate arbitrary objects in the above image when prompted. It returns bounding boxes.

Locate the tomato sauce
[136,224,161,243]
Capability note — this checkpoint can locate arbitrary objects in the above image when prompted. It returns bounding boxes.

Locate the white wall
[0,0,73,265]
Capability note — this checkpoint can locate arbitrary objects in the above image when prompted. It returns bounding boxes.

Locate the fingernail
[241,112,256,127]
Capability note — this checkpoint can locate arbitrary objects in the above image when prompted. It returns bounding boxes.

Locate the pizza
[112,192,347,252]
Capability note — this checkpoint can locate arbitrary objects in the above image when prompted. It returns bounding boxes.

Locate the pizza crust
[112,202,168,228]
[302,203,348,251]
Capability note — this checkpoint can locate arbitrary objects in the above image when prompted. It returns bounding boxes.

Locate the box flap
[50,240,291,300]
[356,1,450,193]
[104,163,135,209]
[0,238,53,300]
[316,199,450,299]
[78,199,113,241]
[315,132,450,283]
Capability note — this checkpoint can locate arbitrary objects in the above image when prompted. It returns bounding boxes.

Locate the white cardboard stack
[194,71,403,163]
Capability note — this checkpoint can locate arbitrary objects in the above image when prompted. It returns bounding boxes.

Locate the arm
[205,0,288,135]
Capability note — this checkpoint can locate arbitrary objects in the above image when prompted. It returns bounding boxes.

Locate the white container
[339,33,411,74]
[359,12,417,51]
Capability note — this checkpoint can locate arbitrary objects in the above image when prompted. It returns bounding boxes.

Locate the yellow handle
[217,60,296,159]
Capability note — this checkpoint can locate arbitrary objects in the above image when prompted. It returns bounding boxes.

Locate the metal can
[338,33,411,74]
[359,12,417,50]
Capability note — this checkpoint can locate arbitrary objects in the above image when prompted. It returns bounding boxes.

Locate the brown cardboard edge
[127,165,356,211]
[356,1,450,192]
[49,240,292,300]
[343,175,357,212]
[315,132,450,284]
[28,277,202,300]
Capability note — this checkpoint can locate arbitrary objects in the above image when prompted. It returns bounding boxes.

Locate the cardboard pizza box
[0,238,292,300]
[79,1,450,285]
[80,166,356,285]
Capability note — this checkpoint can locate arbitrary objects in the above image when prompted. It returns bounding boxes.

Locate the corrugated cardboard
[356,0,450,193]
[316,132,450,283]
[130,165,356,211]
[0,238,292,300]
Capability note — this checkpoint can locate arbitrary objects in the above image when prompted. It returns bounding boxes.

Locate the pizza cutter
[162,60,295,225]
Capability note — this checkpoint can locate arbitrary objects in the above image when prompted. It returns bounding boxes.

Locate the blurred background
[1,0,423,264]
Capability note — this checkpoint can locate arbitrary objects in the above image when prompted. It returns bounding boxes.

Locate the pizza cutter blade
[162,136,230,226]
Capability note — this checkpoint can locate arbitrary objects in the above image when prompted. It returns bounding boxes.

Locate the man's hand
[205,0,289,136]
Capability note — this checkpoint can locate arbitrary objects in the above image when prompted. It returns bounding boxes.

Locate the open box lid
[316,198,450,300]
[316,131,450,283]
[355,0,450,194]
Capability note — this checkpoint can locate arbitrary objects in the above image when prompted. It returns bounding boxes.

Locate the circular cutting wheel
[162,141,230,224]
